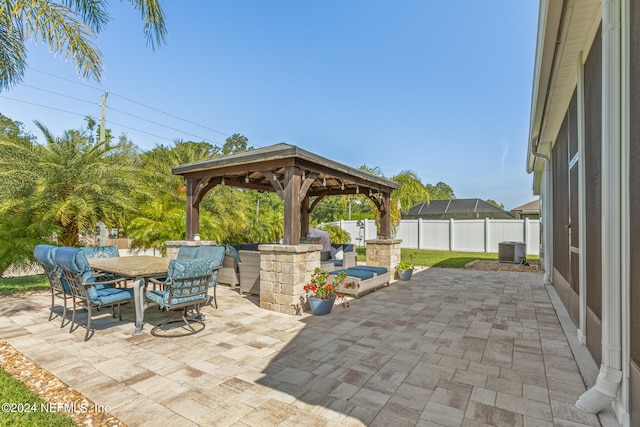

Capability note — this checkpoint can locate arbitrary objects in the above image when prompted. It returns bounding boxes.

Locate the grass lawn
[0,368,76,426]
[356,247,540,269]
[0,274,49,295]
[0,275,77,426]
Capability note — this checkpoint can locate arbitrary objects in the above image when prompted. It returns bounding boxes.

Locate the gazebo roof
[172,143,399,243]
[172,143,400,196]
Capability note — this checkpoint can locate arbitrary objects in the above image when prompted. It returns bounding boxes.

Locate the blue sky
[1,1,539,210]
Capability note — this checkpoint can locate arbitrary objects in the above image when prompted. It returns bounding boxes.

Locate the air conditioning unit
[498,241,526,264]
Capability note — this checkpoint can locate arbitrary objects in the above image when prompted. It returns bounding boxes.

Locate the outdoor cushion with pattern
[194,246,226,287]
[81,245,119,259]
[146,258,215,308]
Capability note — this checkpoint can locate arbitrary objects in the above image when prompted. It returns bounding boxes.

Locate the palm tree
[358,164,402,234]
[391,170,430,215]
[0,0,166,90]
[128,141,256,252]
[0,121,139,247]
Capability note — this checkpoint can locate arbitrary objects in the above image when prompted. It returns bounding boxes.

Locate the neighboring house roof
[405,199,515,220]
[511,199,540,213]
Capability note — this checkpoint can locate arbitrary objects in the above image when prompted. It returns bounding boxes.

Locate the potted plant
[303,268,355,315]
[396,260,414,281]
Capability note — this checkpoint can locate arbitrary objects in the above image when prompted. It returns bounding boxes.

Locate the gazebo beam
[283,166,301,245]
[301,195,310,238]
[185,178,200,240]
[379,192,391,239]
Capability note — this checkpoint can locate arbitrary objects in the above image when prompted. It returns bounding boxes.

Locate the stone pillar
[165,240,218,259]
[259,243,322,315]
[365,239,402,279]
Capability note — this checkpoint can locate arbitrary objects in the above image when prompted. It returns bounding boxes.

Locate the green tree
[0,113,35,143]
[391,170,429,214]
[358,164,401,234]
[316,223,351,245]
[221,133,250,155]
[486,199,505,210]
[127,140,257,253]
[0,119,139,272]
[242,192,283,243]
[426,181,456,200]
[0,114,44,273]
[0,0,167,90]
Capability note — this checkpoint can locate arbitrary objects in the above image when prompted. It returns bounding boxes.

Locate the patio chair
[54,247,132,341]
[81,245,120,282]
[177,245,226,307]
[33,244,71,327]
[146,258,220,337]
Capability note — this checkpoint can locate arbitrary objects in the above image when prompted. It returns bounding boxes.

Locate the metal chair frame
[147,271,214,338]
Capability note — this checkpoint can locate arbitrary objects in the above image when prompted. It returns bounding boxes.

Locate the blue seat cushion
[146,288,208,308]
[329,269,374,280]
[349,265,388,275]
[92,287,133,306]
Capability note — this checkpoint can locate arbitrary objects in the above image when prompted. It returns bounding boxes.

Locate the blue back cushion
[167,258,216,281]
[195,246,226,264]
[33,244,67,292]
[33,244,57,269]
[177,246,199,259]
[151,258,215,306]
[54,246,101,299]
[81,245,119,259]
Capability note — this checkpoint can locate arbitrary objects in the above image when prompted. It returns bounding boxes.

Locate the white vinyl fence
[328,218,540,255]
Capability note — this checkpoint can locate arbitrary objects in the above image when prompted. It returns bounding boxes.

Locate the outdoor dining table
[88,256,170,336]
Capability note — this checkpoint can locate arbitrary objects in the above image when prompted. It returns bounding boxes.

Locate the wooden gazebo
[172,143,400,244]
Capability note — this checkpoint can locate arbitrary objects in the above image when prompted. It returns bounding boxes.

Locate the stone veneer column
[165,240,218,259]
[365,239,402,279]
[259,244,322,315]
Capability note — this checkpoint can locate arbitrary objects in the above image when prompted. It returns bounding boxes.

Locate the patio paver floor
[0,267,603,426]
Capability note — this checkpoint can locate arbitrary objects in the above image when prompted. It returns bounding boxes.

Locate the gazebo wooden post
[283,166,301,245]
[301,195,310,238]
[379,191,391,239]
[185,178,200,240]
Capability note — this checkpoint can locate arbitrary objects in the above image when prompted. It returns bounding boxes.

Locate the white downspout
[576,0,623,413]
[530,147,552,286]
[576,51,587,346]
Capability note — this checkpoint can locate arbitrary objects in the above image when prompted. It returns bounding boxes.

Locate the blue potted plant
[396,260,414,281]
[304,268,355,315]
